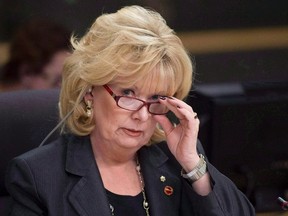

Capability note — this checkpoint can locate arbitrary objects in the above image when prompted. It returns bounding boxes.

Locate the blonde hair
[59,5,193,144]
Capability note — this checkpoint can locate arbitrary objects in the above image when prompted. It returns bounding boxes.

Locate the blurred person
[5,6,255,215]
[0,19,71,92]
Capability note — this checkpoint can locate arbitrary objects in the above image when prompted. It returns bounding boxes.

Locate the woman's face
[88,79,167,151]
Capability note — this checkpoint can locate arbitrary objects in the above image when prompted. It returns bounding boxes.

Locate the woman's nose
[131,105,150,121]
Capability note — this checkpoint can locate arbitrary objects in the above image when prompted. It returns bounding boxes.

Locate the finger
[159,97,192,120]
[160,97,198,124]
[153,115,175,136]
[177,108,200,134]
[167,97,193,111]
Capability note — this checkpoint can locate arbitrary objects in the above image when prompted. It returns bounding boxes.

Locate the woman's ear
[84,87,94,101]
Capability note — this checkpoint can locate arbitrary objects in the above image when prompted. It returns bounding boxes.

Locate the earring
[87,87,93,96]
[86,100,92,117]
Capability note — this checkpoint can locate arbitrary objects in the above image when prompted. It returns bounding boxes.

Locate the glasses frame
[103,85,168,115]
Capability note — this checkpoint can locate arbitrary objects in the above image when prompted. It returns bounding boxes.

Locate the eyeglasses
[103,85,169,115]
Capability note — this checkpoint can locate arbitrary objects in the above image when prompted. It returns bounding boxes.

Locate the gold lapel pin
[160,175,166,182]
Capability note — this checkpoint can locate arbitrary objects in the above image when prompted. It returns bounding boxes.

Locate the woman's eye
[151,95,160,101]
[122,89,134,96]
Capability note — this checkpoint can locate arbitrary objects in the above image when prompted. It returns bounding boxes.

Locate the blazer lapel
[65,136,111,216]
[139,144,182,216]
[64,136,182,216]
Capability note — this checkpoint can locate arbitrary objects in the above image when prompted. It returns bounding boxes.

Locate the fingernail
[160,96,166,100]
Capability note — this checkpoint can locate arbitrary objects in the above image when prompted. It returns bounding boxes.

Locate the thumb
[153,115,174,136]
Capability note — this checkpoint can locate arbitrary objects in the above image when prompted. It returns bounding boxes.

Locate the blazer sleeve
[181,164,255,215]
[5,157,45,216]
[180,141,256,215]
[158,140,255,215]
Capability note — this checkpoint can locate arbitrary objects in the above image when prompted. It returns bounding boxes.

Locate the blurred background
[0,0,287,214]
[0,0,287,83]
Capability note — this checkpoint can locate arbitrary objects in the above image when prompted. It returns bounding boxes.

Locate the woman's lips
[122,128,142,137]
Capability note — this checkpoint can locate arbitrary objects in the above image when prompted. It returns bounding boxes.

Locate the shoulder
[15,136,67,165]
[7,134,91,178]
[5,135,77,213]
[6,135,77,181]
[5,135,77,195]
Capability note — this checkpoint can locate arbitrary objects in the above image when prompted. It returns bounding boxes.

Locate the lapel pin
[160,175,166,182]
[164,185,173,196]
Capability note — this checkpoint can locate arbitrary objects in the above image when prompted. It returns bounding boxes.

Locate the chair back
[0,89,60,197]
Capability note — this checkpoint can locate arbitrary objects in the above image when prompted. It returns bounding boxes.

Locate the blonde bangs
[109,48,181,98]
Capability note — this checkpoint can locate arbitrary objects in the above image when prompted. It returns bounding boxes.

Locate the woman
[6,5,255,215]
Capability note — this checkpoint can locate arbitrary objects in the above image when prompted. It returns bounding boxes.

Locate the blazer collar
[138,143,182,216]
[65,135,112,216]
[65,135,94,176]
[65,136,181,216]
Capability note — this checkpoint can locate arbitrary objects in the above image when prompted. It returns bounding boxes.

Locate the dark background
[0,0,288,212]
[1,0,287,38]
[0,0,287,84]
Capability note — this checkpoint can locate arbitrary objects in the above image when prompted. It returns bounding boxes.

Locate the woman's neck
[89,134,142,195]
[90,133,139,165]
[96,154,141,196]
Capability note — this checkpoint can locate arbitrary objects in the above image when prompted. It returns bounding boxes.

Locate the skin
[21,50,70,89]
[85,78,212,196]
[154,97,212,195]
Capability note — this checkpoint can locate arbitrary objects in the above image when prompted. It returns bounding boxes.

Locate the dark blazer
[5,135,255,216]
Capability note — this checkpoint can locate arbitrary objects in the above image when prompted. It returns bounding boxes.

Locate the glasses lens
[117,97,168,115]
[118,97,143,110]
[149,103,168,115]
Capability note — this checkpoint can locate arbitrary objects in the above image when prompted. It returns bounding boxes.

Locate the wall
[0,0,287,83]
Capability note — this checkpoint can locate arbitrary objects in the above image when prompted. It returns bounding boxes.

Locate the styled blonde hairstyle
[59,5,193,144]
